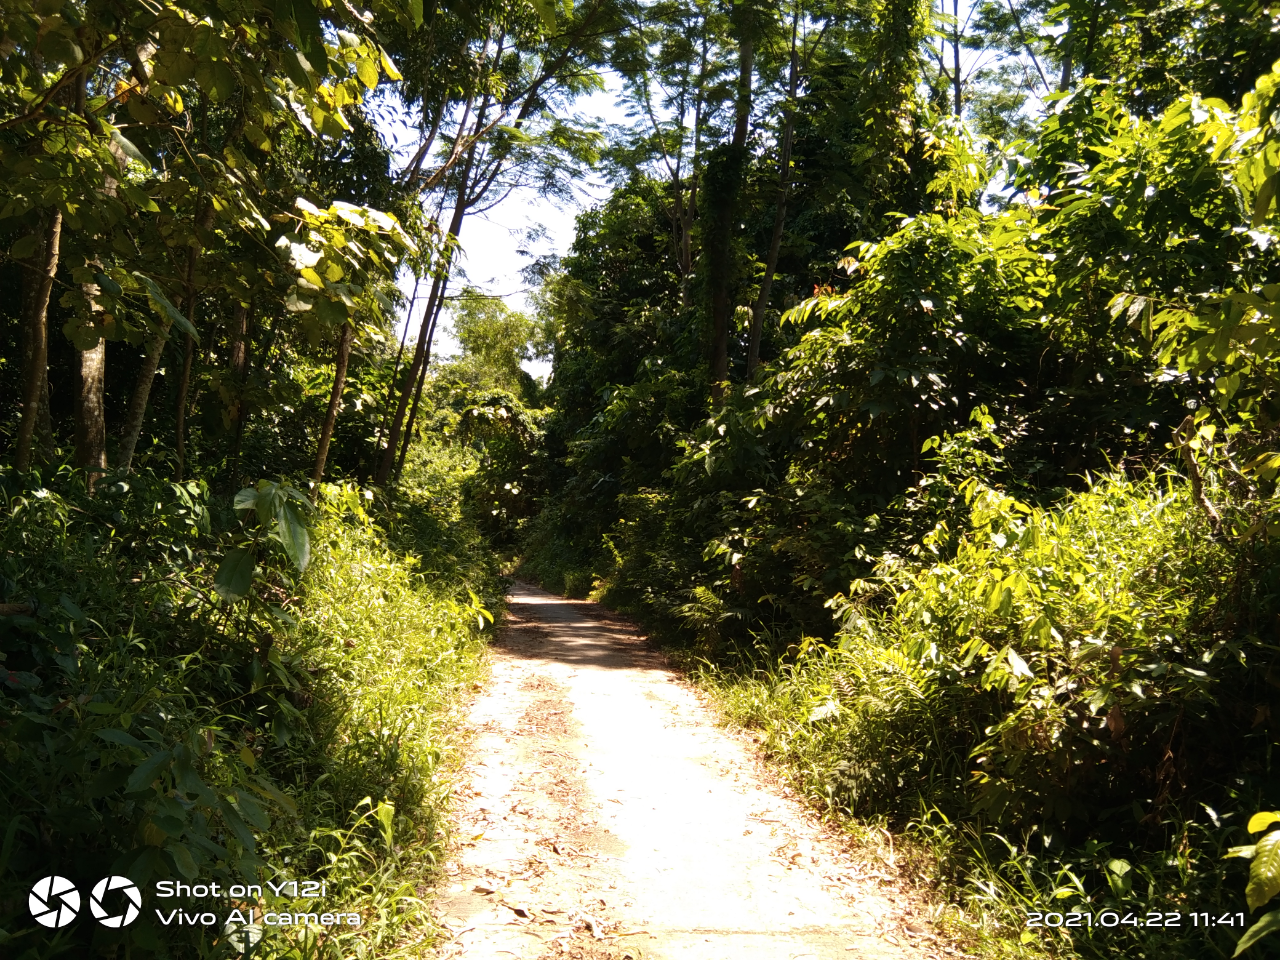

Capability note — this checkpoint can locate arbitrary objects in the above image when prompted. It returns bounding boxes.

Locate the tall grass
[695,471,1279,959]
[0,453,495,959]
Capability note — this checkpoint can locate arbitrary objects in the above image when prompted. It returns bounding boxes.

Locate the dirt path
[432,583,932,960]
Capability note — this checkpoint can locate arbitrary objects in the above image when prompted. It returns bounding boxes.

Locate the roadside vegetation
[5,0,1280,957]
[503,6,1280,959]
[1,0,558,955]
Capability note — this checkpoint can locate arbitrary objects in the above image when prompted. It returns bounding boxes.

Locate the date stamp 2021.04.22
[1026,910,1246,930]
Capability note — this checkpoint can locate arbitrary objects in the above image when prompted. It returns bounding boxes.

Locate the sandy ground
[432,583,937,960]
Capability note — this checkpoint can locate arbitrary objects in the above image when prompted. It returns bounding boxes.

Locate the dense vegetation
[505,1,1280,957]
[0,0,559,955]
[5,0,1280,957]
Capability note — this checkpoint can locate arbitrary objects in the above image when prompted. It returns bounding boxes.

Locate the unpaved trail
[432,583,932,960]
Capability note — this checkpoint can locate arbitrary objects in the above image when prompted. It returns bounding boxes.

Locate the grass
[642,470,1279,959]
[0,446,498,959]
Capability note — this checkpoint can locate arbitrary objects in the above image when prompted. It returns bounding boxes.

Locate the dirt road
[432,583,929,960]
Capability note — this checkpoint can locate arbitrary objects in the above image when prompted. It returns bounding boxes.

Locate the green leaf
[110,129,152,169]
[58,594,83,620]
[249,777,298,816]
[133,272,197,342]
[120,184,159,213]
[356,58,379,90]
[174,760,219,806]
[9,234,37,260]
[233,790,270,830]
[233,486,259,511]
[94,272,123,296]
[126,749,172,793]
[1247,829,1280,910]
[1254,171,1280,228]
[218,798,257,852]
[529,0,556,29]
[1250,812,1280,834]
[277,501,310,572]
[379,46,403,81]
[1235,909,1280,956]
[213,548,255,601]
[166,842,199,880]
[97,728,146,750]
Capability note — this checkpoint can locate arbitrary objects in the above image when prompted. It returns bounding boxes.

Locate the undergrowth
[692,470,1280,959]
[0,446,496,959]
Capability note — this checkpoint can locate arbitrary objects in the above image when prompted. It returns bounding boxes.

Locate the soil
[431,582,936,960]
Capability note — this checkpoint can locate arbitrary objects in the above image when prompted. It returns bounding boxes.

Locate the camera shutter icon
[89,876,141,928]
[29,876,81,928]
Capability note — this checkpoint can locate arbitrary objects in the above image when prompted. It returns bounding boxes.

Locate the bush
[0,465,493,959]
[703,469,1280,957]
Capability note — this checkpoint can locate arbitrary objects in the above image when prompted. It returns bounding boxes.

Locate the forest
[1,0,1279,956]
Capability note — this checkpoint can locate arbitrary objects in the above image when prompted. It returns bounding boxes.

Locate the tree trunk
[706,29,754,399]
[312,321,354,487]
[119,206,209,473]
[75,338,108,487]
[747,26,799,377]
[174,332,194,481]
[226,304,253,488]
[374,275,419,459]
[117,321,170,472]
[395,280,448,479]
[1057,32,1074,92]
[376,168,473,485]
[377,269,447,484]
[15,209,62,472]
[951,0,962,114]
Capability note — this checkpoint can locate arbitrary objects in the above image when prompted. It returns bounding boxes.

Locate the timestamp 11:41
[1025,911,1246,928]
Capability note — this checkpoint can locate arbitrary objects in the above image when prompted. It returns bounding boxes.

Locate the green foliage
[0,459,495,957]
[439,287,548,404]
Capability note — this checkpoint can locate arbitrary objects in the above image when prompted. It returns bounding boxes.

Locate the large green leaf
[529,0,556,29]
[125,749,172,793]
[213,548,255,601]
[1235,909,1280,956]
[166,841,199,880]
[233,486,259,512]
[277,501,310,572]
[133,272,197,342]
[1247,829,1280,910]
[110,129,152,169]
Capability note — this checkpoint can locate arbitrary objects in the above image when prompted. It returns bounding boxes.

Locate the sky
[375,19,1040,381]
[377,83,631,381]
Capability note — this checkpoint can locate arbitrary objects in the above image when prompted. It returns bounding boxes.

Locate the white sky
[375,19,1039,382]
[378,83,629,381]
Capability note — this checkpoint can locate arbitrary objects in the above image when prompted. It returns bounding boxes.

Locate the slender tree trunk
[227,304,253,486]
[395,281,448,480]
[374,275,419,457]
[1057,31,1074,91]
[1080,0,1103,79]
[119,206,209,473]
[15,210,62,472]
[75,339,108,486]
[952,0,962,115]
[707,28,754,399]
[312,321,354,486]
[679,36,711,309]
[117,323,170,472]
[376,150,476,485]
[377,269,446,484]
[748,25,800,377]
[174,332,194,480]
